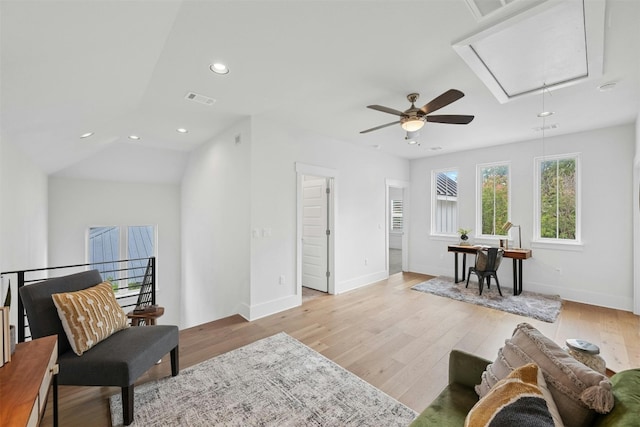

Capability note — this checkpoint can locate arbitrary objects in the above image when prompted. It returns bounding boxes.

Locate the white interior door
[302,176,328,292]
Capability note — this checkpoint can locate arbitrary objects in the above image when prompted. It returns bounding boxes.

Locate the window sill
[429,234,458,241]
[530,240,584,251]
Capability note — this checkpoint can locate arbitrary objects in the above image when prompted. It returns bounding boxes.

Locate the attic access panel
[453,0,605,103]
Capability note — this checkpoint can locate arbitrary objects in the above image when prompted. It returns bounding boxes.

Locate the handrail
[1,257,156,342]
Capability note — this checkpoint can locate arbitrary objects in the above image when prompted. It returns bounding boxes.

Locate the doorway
[301,175,330,293]
[386,179,409,275]
[296,163,336,300]
[388,187,404,275]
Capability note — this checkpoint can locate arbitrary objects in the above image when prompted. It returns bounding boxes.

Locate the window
[88,225,156,293]
[432,169,458,235]
[390,199,403,231]
[478,163,510,236]
[535,154,580,242]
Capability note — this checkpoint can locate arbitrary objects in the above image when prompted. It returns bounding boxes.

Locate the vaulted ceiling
[1,0,638,182]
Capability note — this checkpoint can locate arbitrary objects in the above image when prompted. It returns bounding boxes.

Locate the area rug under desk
[110,332,417,426]
[412,276,562,323]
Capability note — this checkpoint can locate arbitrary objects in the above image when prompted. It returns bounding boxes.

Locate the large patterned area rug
[110,332,417,426]
[412,276,562,323]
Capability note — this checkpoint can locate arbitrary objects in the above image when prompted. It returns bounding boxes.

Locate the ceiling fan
[360,89,474,134]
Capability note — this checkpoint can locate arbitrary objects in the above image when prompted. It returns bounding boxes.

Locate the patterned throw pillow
[466,363,564,427]
[52,282,129,356]
[476,323,614,427]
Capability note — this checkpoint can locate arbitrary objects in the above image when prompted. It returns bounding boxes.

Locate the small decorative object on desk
[133,304,160,314]
[565,339,606,374]
[458,228,472,246]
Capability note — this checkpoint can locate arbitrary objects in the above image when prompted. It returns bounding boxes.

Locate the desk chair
[466,247,504,296]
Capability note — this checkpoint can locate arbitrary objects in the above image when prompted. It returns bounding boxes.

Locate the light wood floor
[43,272,640,426]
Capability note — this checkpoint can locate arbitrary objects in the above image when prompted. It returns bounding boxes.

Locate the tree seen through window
[480,164,509,235]
[539,158,576,239]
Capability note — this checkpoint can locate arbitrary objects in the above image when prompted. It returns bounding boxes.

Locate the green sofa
[410,349,640,427]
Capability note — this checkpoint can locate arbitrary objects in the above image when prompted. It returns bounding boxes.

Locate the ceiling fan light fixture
[401,117,425,132]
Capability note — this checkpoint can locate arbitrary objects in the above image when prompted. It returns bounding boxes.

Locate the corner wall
[0,138,48,325]
[410,124,635,311]
[180,119,252,328]
[180,115,410,325]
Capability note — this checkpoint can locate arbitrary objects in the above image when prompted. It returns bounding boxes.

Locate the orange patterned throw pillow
[466,363,564,427]
[52,282,129,355]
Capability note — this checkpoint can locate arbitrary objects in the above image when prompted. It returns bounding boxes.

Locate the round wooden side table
[127,306,165,326]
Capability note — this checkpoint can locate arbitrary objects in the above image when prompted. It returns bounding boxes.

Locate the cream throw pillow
[52,282,129,356]
[476,323,614,427]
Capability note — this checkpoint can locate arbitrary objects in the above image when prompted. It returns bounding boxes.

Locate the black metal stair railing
[0,256,155,342]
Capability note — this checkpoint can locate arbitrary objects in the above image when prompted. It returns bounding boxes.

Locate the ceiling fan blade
[360,121,401,134]
[367,105,406,117]
[420,89,465,115]
[426,115,474,124]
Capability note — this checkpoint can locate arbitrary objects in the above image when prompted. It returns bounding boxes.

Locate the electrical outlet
[364,258,368,266]
[555,267,562,274]
[279,275,285,285]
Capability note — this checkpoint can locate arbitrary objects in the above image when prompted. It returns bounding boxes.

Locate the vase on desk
[459,234,471,246]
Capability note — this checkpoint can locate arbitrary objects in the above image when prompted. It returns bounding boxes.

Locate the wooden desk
[0,335,58,427]
[447,245,532,295]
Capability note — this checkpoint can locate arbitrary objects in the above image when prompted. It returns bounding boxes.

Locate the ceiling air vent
[533,123,558,132]
[184,92,216,106]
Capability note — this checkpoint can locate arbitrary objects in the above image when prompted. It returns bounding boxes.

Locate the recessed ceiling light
[407,140,418,145]
[80,132,94,138]
[537,111,554,118]
[429,146,443,151]
[176,128,188,133]
[128,135,140,140]
[210,63,229,75]
[598,82,617,92]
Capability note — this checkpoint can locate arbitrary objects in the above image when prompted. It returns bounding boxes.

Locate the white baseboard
[243,294,301,321]
[525,281,634,312]
[237,302,251,321]
[336,270,388,294]
[409,263,635,312]
[408,263,450,278]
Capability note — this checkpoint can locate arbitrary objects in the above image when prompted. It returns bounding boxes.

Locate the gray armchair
[19,269,179,426]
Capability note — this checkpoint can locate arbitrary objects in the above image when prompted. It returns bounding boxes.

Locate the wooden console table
[0,335,58,427]
[448,245,532,295]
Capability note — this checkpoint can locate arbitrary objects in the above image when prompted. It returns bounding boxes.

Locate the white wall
[48,177,182,326]
[181,119,252,328]
[410,124,636,311]
[0,139,48,325]
[248,117,410,318]
[180,115,410,324]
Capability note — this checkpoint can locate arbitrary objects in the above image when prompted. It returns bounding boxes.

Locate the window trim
[390,199,403,232]
[431,168,459,236]
[533,152,582,245]
[476,161,511,238]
